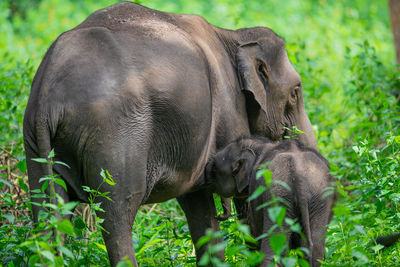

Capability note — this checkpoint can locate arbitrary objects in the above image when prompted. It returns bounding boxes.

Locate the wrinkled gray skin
[206,137,335,266]
[23,2,318,266]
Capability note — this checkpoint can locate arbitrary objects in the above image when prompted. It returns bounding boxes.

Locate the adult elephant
[23,2,317,266]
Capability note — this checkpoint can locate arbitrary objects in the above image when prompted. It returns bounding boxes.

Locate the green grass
[0,0,399,266]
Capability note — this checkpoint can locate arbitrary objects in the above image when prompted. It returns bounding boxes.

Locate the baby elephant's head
[206,142,257,198]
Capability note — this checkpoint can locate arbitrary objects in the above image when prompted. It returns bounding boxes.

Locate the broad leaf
[54,178,67,192]
[270,234,286,255]
[57,219,75,236]
[268,206,286,227]
[247,186,266,202]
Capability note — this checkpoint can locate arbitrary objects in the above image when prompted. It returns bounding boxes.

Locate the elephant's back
[26,9,214,202]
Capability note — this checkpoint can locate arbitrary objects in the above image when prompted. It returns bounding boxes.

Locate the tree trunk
[389,0,400,64]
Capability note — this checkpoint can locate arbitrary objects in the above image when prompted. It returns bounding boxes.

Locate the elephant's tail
[376,233,400,247]
[35,111,53,176]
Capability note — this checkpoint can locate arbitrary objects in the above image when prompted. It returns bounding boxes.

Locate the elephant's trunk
[296,103,318,150]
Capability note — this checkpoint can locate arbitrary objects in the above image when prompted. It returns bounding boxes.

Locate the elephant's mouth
[264,123,286,141]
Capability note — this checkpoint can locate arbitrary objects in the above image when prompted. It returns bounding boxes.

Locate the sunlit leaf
[57,219,75,236]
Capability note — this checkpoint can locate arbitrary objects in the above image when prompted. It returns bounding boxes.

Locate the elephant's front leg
[177,189,224,263]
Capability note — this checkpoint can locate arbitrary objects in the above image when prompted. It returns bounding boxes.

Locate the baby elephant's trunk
[298,192,313,266]
[295,172,314,266]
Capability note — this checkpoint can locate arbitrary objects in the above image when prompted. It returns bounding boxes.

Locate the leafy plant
[0,150,113,266]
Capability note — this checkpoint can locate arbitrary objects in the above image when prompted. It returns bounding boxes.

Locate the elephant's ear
[232,150,255,194]
[236,42,268,115]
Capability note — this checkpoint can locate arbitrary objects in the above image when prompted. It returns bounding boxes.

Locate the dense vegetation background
[0,0,399,266]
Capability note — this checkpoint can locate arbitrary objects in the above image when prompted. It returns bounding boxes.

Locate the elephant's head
[206,139,261,198]
[235,27,317,149]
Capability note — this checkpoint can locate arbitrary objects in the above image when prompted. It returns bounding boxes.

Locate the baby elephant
[206,137,335,267]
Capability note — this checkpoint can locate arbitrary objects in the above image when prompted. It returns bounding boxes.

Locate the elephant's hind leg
[85,142,148,266]
[99,193,144,266]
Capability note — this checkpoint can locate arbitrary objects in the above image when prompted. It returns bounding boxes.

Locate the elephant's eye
[289,86,299,104]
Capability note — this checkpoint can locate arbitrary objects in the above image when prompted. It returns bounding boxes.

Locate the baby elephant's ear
[232,150,255,194]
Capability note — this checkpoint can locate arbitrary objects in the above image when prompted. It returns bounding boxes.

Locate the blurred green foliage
[0,0,399,266]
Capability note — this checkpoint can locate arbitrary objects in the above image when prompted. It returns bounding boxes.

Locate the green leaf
[136,238,163,256]
[105,170,116,186]
[48,149,55,158]
[31,189,42,193]
[18,177,29,192]
[82,185,91,192]
[29,255,40,267]
[243,234,258,244]
[100,169,106,179]
[116,259,134,267]
[32,158,48,163]
[268,206,286,227]
[196,234,212,249]
[297,259,311,267]
[63,201,79,211]
[16,158,27,173]
[54,161,70,168]
[31,193,47,199]
[281,257,297,267]
[95,242,108,252]
[105,177,116,186]
[39,176,52,183]
[209,242,226,254]
[262,169,273,186]
[351,248,370,264]
[74,216,86,230]
[0,178,13,189]
[40,250,55,262]
[57,219,75,236]
[247,186,266,202]
[198,253,210,266]
[270,234,286,255]
[55,256,64,266]
[256,168,272,185]
[333,204,350,217]
[273,180,291,192]
[371,244,384,252]
[294,126,305,134]
[44,203,58,210]
[54,178,67,192]
[59,246,74,259]
[38,210,49,221]
[256,225,278,241]
[2,213,14,223]
[41,180,49,192]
